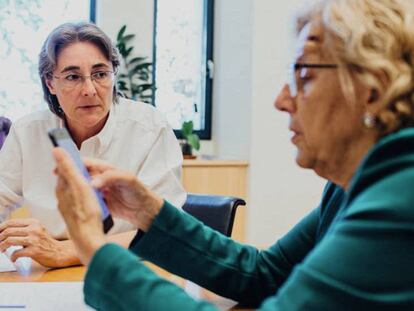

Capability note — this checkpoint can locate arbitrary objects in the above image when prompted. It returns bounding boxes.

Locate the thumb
[90,169,136,190]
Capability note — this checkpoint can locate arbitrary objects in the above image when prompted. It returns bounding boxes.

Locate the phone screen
[48,128,114,233]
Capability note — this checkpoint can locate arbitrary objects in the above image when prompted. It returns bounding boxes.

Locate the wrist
[58,237,106,267]
[139,192,163,232]
[80,236,107,266]
[58,240,82,267]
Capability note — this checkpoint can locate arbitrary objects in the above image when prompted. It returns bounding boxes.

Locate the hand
[0,218,78,267]
[83,158,164,232]
[52,148,107,265]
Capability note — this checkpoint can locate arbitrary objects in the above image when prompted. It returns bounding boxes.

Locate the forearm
[85,244,218,311]
[132,201,284,305]
[58,239,82,266]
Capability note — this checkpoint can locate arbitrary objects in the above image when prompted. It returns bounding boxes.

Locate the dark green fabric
[84,128,414,310]
[84,243,216,311]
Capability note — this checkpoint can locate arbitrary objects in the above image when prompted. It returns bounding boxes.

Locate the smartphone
[48,128,114,233]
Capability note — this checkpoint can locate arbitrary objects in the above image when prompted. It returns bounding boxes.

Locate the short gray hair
[38,22,120,117]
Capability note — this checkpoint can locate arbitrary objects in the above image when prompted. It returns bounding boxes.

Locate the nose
[80,77,97,97]
[274,84,295,113]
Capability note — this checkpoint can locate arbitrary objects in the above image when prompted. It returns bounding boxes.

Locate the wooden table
[0,260,246,310]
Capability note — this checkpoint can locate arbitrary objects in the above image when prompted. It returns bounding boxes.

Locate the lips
[291,133,301,144]
[77,105,100,110]
[289,125,302,144]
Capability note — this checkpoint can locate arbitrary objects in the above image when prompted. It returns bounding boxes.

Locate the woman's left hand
[0,218,78,267]
[53,147,107,266]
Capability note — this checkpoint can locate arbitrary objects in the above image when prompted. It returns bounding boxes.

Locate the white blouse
[0,98,186,239]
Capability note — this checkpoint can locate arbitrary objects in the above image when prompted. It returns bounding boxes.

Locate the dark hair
[38,22,120,117]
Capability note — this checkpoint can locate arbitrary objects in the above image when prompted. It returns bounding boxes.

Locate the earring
[363,112,376,129]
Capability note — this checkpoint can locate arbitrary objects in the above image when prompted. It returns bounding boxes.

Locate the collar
[58,104,117,154]
[346,127,414,205]
[94,104,116,153]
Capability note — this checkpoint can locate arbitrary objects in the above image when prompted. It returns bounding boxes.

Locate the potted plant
[181,120,200,159]
[115,25,153,103]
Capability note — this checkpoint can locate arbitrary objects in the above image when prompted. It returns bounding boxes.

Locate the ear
[46,78,57,95]
[368,89,379,104]
[365,87,385,117]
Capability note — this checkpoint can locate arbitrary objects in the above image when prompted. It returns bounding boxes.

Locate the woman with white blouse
[0,22,186,268]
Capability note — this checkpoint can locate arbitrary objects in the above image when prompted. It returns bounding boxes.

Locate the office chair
[181,194,246,299]
[182,193,246,237]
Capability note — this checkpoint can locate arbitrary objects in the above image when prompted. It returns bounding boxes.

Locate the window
[153,0,214,139]
[0,0,94,121]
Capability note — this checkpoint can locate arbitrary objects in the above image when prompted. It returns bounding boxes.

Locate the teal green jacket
[84,128,414,310]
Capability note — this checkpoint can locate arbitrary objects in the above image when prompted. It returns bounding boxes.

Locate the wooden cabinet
[182,160,249,242]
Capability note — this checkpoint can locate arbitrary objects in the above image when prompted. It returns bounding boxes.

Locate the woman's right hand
[85,159,164,232]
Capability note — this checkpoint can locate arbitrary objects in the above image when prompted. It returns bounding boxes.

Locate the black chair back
[182,193,246,237]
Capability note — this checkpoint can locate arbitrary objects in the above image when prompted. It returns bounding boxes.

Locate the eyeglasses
[287,63,338,97]
[52,71,116,89]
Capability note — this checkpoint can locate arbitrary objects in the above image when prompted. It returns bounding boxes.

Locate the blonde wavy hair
[297,0,414,135]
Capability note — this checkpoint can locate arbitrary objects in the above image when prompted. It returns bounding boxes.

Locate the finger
[10,248,31,262]
[56,174,68,192]
[0,219,33,232]
[91,169,136,189]
[0,236,30,252]
[83,158,114,175]
[0,227,28,242]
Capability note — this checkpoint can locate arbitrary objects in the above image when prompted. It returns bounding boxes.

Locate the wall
[211,0,253,159]
[246,1,326,246]
[211,0,325,246]
[96,0,154,61]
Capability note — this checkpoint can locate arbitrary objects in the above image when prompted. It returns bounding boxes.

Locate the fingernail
[91,178,102,188]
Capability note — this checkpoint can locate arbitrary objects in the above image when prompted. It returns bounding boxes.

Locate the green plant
[116,25,153,103]
[181,120,200,151]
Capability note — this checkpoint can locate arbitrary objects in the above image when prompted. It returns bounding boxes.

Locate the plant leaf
[131,62,152,73]
[187,134,200,151]
[117,25,127,41]
[115,24,154,103]
[133,83,152,93]
[117,80,129,91]
[128,57,147,65]
[116,42,126,56]
[181,121,193,137]
[125,46,134,57]
[138,73,149,81]
[123,34,135,42]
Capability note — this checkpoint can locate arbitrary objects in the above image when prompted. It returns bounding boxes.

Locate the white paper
[0,252,15,272]
[0,246,32,273]
[0,282,93,311]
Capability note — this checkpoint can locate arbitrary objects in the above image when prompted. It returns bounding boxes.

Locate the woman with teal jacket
[52,0,414,309]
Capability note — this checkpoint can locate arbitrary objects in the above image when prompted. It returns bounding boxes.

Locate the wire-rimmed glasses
[287,63,338,97]
[52,71,116,89]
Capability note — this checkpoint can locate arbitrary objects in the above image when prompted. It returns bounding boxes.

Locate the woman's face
[275,21,370,179]
[46,41,114,135]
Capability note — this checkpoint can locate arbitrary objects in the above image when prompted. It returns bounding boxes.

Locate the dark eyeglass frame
[288,63,338,97]
[51,70,116,89]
